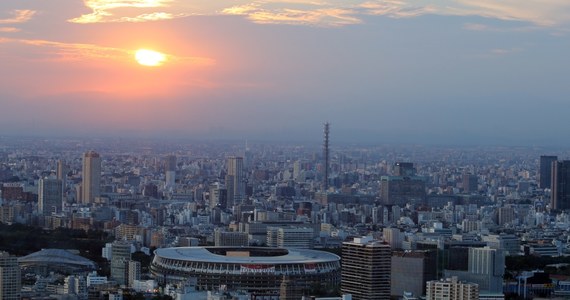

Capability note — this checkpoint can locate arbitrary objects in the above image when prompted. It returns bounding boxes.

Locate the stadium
[150,247,340,296]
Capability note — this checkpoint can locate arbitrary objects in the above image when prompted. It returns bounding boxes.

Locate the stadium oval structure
[150,247,340,295]
[18,249,97,275]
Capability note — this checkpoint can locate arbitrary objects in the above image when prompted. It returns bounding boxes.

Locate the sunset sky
[1,1,570,145]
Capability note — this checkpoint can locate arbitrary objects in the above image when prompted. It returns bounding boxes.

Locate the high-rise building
[127,261,141,287]
[82,151,101,205]
[266,226,314,249]
[552,160,570,210]
[0,252,21,300]
[426,277,479,300]
[462,174,478,193]
[57,159,67,196]
[445,247,505,294]
[110,241,132,285]
[540,155,557,189]
[214,229,249,247]
[38,178,63,216]
[383,227,402,250]
[323,122,330,190]
[342,236,391,300]
[391,250,437,297]
[394,162,415,177]
[226,156,244,207]
[165,155,176,188]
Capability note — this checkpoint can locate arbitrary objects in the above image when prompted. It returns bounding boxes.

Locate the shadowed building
[540,155,557,189]
[391,250,437,297]
[552,160,570,210]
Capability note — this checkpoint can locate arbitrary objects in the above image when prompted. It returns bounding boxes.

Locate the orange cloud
[70,0,177,23]
[0,10,36,24]
[0,27,21,33]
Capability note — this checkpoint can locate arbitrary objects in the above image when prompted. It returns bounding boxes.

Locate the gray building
[391,250,437,297]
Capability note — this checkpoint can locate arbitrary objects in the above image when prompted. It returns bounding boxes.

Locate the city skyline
[1,1,570,145]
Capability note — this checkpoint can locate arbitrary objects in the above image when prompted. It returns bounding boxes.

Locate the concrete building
[110,241,132,285]
[226,156,245,207]
[82,151,101,204]
[445,247,505,294]
[383,227,403,250]
[0,252,21,300]
[128,261,141,287]
[342,237,391,300]
[214,229,249,247]
[391,250,437,297]
[426,277,479,300]
[165,155,176,189]
[462,174,478,193]
[267,226,314,249]
[38,178,63,215]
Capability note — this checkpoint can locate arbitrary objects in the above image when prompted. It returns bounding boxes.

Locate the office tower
[57,160,67,194]
[462,174,478,193]
[0,252,21,300]
[552,160,570,210]
[267,226,314,249]
[82,151,101,204]
[110,241,132,285]
[394,162,415,177]
[226,156,245,207]
[383,227,402,250]
[468,247,504,293]
[426,277,479,300]
[497,206,515,226]
[391,250,437,297]
[540,155,557,189]
[38,178,63,216]
[214,229,249,247]
[381,176,426,206]
[165,155,176,188]
[323,122,330,190]
[342,236,391,300]
[209,182,227,209]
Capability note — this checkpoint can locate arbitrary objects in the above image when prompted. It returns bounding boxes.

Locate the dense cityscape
[0,129,570,299]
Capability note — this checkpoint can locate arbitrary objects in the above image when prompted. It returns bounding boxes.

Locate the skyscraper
[540,155,557,189]
[342,236,391,300]
[323,122,330,191]
[226,156,244,207]
[38,178,63,216]
[0,252,21,300]
[165,155,176,188]
[56,159,67,195]
[552,160,570,210]
[82,151,101,205]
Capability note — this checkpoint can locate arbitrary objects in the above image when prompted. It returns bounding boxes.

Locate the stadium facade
[150,247,340,297]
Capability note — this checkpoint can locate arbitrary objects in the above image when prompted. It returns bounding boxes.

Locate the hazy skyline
[1,1,570,145]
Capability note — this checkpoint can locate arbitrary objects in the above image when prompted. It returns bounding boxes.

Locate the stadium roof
[154,247,340,264]
[18,249,96,269]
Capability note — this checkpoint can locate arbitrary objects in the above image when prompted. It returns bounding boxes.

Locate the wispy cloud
[0,10,36,24]
[0,27,21,33]
[70,0,177,23]
[490,47,522,55]
[65,0,570,29]
[0,38,213,65]
[223,4,361,27]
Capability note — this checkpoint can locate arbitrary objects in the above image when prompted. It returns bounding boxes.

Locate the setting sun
[135,49,166,67]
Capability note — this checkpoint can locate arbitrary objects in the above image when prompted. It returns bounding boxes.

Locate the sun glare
[135,49,166,67]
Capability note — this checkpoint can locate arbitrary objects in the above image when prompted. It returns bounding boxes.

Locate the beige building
[82,151,101,204]
[426,277,479,300]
